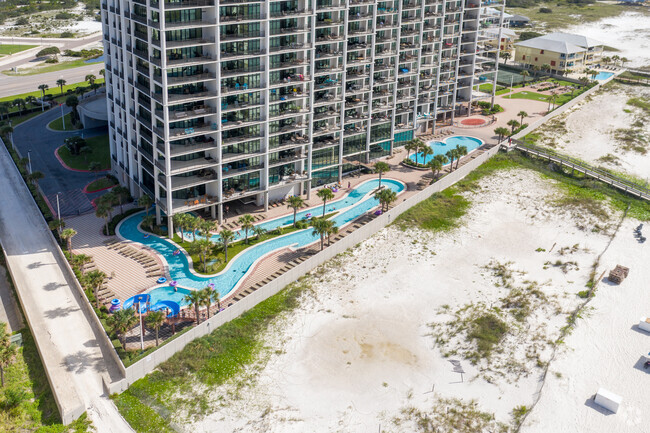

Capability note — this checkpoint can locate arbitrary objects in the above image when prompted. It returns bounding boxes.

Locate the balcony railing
[162,0,215,9]
[167,54,216,66]
[164,18,217,29]
[166,36,215,48]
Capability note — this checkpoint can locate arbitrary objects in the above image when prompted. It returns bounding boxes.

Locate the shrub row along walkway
[0,140,133,432]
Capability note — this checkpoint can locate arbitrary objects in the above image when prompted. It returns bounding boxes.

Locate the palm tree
[60,228,77,251]
[85,269,106,308]
[620,57,628,67]
[56,79,67,95]
[411,138,427,165]
[445,149,455,171]
[541,63,551,73]
[532,65,541,78]
[500,51,511,65]
[211,289,221,314]
[517,111,528,126]
[12,98,26,115]
[286,195,305,227]
[96,203,110,235]
[419,145,433,166]
[507,119,520,134]
[145,310,166,346]
[189,238,213,271]
[71,253,92,274]
[88,161,102,179]
[141,215,155,231]
[184,290,204,325]
[199,218,216,238]
[138,194,153,216]
[27,171,44,189]
[38,84,48,111]
[238,214,255,244]
[99,68,105,78]
[200,287,214,319]
[612,55,620,66]
[404,140,418,160]
[374,188,397,212]
[325,220,338,246]
[108,308,138,348]
[495,126,509,143]
[173,214,186,241]
[0,102,10,120]
[602,56,611,65]
[316,188,334,217]
[49,218,66,236]
[311,217,329,250]
[455,145,468,170]
[0,322,18,387]
[111,186,130,215]
[374,161,390,189]
[218,229,235,262]
[187,215,200,242]
[428,154,448,181]
[253,226,266,240]
[65,95,79,125]
[85,74,96,86]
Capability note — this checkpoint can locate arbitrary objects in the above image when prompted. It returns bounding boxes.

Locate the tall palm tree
[65,95,79,125]
[187,215,200,242]
[218,229,235,262]
[189,238,213,270]
[311,217,329,250]
[602,56,611,65]
[49,218,66,236]
[71,253,92,274]
[404,140,418,160]
[326,221,338,246]
[85,269,106,308]
[238,214,255,244]
[211,289,221,314]
[56,79,67,95]
[108,308,138,348]
[138,194,153,216]
[316,188,334,217]
[620,57,628,67]
[517,110,528,126]
[96,202,110,235]
[146,310,166,346]
[0,102,10,120]
[200,287,214,319]
[286,195,305,227]
[374,161,390,189]
[445,149,455,171]
[419,145,433,166]
[199,218,216,238]
[507,119,520,134]
[85,74,96,86]
[173,214,186,241]
[532,65,541,78]
[541,63,551,73]
[12,98,26,115]
[455,145,468,170]
[428,154,448,180]
[38,84,48,111]
[495,126,509,142]
[184,290,204,325]
[60,228,77,251]
[141,215,155,231]
[612,55,620,66]
[253,226,266,240]
[374,188,397,212]
[99,68,105,78]
[111,185,130,215]
[0,322,18,387]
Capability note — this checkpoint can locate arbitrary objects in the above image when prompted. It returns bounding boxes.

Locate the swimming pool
[117,178,405,300]
[409,136,483,166]
[593,72,614,81]
[148,286,193,306]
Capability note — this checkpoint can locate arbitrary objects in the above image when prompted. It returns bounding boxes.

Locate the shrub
[44,58,59,64]
[2,388,28,409]
[36,46,60,58]
[60,31,75,38]
[15,17,29,26]
[518,31,543,42]
[55,12,74,19]
[539,7,552,13]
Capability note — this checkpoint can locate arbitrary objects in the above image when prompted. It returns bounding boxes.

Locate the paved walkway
[12,107,109,217]
[0,139,132,432]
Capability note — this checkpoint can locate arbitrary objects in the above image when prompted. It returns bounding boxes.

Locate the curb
[82,177,116,193]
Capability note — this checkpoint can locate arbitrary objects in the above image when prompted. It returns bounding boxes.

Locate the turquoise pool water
[594,72,614,81]
[409,136,483,166]
[119,178,405,300]
[149,286,193,306]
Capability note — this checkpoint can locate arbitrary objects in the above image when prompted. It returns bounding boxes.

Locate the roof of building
[482,7,514,18]
[542,32,604,48]
[514,37,586,54]
[510,14,531,21]
[486,27,517,38]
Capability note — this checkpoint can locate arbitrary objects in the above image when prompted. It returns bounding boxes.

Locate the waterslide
[117,178,405,303]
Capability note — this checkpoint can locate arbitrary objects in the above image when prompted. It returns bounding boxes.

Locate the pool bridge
[505,140,650,201]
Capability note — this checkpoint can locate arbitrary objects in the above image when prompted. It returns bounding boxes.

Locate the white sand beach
[168,167,648,432]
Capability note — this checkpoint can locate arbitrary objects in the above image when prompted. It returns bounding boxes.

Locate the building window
[534,57,538,61]
[540,50,544,54]
[522,55,526,60]
[551,60,556,66]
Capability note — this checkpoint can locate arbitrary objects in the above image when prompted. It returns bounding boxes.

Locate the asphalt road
[12,107,109,216]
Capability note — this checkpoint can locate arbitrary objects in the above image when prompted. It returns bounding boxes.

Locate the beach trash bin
[594,388,622,414]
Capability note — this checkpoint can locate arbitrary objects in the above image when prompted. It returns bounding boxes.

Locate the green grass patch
[3,58,104,76]
[86,176,117,192]
[628,97,650,114]
[0,327,93,432]
[504,90,550,102]
[468,313,509,358]
[47,112,80,131]
[0,44,36,55]
[395,156,519,231]
[507,3,644,30]
[57,134,110,171]
[114,277,313,430]
[0,78,105,103]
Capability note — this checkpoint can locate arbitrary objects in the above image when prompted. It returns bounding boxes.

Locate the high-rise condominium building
[101,0,504,230]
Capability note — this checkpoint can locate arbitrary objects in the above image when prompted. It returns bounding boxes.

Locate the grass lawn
[0,315,93,432]
[0,78,105,104]
[172,211,337,275]
[86,176,117,192]
[0,44,37,55]
[503,91,550,103]
[5,110,44,127]
[47,112,81,131]
[3,58,104,76]
[57,134,111,171]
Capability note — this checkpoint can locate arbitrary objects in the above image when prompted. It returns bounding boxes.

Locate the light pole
[56,192,62,221]
[27,149,32,174]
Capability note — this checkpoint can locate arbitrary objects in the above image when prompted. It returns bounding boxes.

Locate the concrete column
[218,203,223,224]
[167,215,174,239]
[264,191,269,212]
[306,180,311,200]
[211,204,216,219]
[155,205,161,226]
